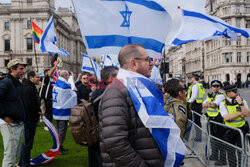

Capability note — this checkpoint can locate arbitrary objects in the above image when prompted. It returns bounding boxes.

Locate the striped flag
[30,116,60,165]
[81,54,101,80]
[32,21,43,44]
[117,68,187,167]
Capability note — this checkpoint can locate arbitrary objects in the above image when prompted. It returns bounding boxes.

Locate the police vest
[186,83,205,104]
[206,92,226,117]
[223,100,246,128]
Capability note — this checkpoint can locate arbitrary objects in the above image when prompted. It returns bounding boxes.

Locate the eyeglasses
[82,77,89,79]
[134,57,151,63]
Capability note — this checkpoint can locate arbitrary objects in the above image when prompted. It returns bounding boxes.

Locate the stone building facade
[0,0,85,74]
[168,0,250,85]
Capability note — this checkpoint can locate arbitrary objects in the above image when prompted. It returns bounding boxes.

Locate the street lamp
[10,49,13,60]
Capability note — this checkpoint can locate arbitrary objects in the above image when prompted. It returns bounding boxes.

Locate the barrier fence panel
[184,110,209,166]
[208,120,245,167]
[245,133,250,167]
[184,111,249,167]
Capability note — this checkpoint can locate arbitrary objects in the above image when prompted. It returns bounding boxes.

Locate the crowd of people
[0,44,250,167]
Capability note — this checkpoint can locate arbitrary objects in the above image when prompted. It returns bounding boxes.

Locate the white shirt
[0,119,6,125]
[203,92,225,106]
[219,98,249,117]
[188,82,198,103]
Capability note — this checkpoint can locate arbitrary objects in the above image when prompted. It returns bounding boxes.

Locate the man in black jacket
[0,59,27,167]
[18,71,41,167]
[77,72,91,104]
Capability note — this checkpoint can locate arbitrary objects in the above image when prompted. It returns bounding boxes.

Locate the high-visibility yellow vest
[206,92,226,117]
[223,100,245,128]
[186,83,205,104]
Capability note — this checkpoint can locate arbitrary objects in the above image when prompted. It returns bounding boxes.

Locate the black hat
[223,84,237,92]
[211,80,222,87]
[192,73,199,80]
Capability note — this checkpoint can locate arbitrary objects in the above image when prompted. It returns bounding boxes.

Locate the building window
[236,19,241,28]
[237,36,241,45]
[237,52,241,62]
[4,59,10,67]
[27,38,33,50]
[247,52,250,62]
[225,52,232,63]
[4,40,10,51]
[246,20,250,28]
[4,22,9,30]
[27,0,32,3]
[225,39,231,46]
[223,7,230,15]
[27,20,32,29]
[26,58,32,66]
[246,7,250,14]
[236,6,240,14]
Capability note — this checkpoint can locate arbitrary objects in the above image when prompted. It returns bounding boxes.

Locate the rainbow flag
[32,21,43,44]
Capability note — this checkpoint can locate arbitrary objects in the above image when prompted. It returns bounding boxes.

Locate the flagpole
[33,41,39,72]
[88,57,98,82]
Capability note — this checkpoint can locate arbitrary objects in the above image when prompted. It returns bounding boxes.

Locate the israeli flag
[117,68,187,167]
[150,64,163,86]
[172,9,250,45]
[72,0,182,59]
[40,16,70,56]
[52,77,77,120]
[101,55,120,68]
[81,54,101,80]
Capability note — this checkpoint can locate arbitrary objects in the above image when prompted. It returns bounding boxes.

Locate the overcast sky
[1,0,206,12]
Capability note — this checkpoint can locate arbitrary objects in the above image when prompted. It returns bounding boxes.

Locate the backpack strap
[93,94,103,104]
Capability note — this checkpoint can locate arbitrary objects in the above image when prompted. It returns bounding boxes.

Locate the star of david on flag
[72,0,182,59]
[120,4,132,27]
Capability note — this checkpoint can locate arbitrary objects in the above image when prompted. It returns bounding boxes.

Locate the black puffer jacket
[0,74,26,123]
[99,80,164,167]
[22,78,41,122]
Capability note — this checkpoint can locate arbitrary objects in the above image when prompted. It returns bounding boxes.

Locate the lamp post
[10,49,13,60]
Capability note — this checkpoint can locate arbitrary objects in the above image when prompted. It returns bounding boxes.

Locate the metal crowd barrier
[183,110,209,166]
[184,110,250,167]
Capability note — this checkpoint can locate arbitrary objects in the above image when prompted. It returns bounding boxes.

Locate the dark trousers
[44,99,53,122]
[56,120,68,147]
[208,116,226,162]
[88,143,102,167]
[223,123,249,167]
[19,121,38,167]
[191,102,202,139]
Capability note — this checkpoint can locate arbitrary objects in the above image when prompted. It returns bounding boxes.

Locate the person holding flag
[98,44,186,167]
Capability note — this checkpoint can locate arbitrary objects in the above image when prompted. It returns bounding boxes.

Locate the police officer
[164,78,189,139]
[203,80,226,165]
[186,74,205,141]
[220,84,250,167]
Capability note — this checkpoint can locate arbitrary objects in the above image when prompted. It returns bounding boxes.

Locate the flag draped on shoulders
[40,16,70,56]
[81,54,101,80]
[171,9,250,46]
[32,21,43,44]
[117,68,187,167]
[52,77,77,120]
[72,0,182,59]
[30,116,60,165]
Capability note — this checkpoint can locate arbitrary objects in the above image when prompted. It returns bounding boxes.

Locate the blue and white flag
[101,55,120,68]
[117,68,187,167]
[52,77,77,120]
[171,9,250,45]
[150,64,163,86]
[72,0,182,59]
[81,53,101,80]
[40,16,70,56]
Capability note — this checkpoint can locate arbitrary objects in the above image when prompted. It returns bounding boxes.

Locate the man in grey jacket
[99,44,164,167]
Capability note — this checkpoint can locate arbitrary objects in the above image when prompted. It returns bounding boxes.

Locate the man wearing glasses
[219,84,250,167]
[202,80,227,166]
[164,78,188,140]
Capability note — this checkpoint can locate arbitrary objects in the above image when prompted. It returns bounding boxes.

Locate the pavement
[183,88,250,167]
